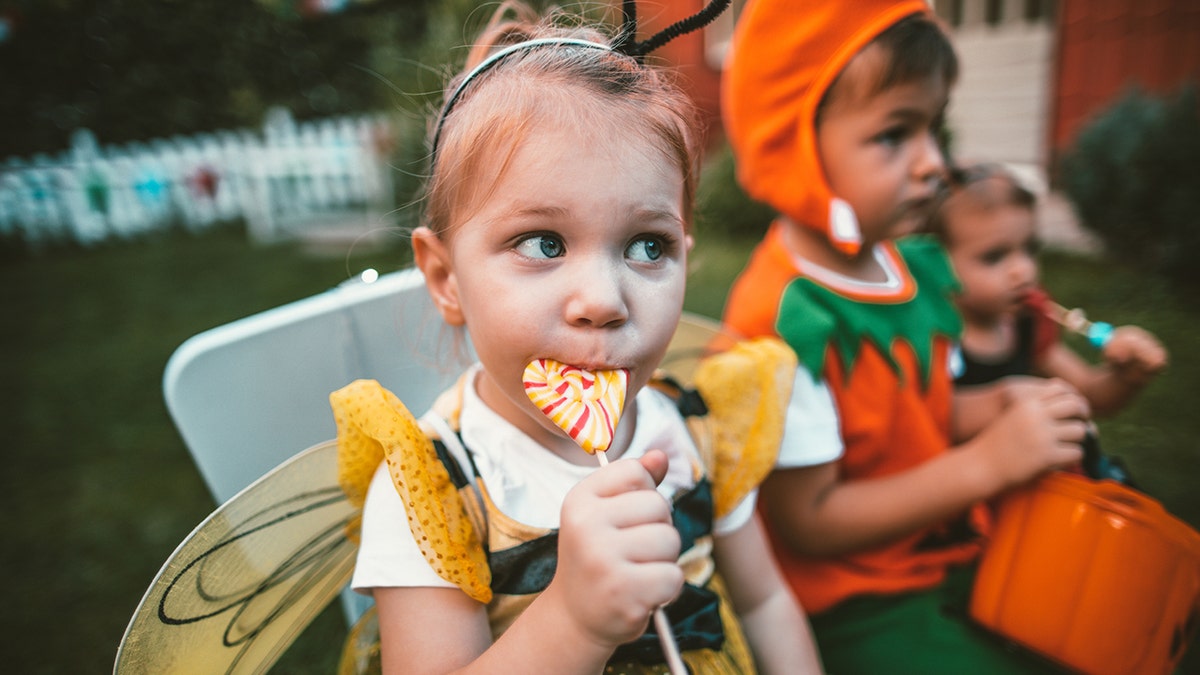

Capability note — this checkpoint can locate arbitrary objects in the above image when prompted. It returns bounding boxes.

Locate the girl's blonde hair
[424,1,703,238]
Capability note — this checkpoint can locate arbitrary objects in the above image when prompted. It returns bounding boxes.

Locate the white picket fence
[0,107,398,248]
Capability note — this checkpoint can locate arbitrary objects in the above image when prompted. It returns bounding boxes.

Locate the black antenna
[614,0,639,54]
[615,0,732,60]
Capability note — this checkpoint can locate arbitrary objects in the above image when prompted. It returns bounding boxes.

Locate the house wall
[933,0,1057,185]
[1051,0,1200,164]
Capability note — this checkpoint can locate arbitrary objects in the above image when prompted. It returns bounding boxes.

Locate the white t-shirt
[777,366,845,468]
[352,366,757,593]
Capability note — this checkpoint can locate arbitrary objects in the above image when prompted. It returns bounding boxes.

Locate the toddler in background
[927,163,1168,416]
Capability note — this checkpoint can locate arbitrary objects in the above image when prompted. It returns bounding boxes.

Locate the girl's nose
[563,263,629,328]
[1013,251,1038,284]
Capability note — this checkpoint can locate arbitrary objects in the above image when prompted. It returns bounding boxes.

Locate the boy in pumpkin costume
[720,1,1090,671]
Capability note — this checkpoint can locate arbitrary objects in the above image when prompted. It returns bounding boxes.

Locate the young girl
[927,163,1168,416]
[330,3,823,673]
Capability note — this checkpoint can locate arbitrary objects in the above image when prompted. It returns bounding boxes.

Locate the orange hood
[721,0,931,256]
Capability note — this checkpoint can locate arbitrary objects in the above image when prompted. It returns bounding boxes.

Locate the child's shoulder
[330,378,492,603]
[669,338,796,518]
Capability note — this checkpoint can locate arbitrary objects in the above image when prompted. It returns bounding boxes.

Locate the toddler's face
[946,204,1040,321]
[817,48,949,248]
[436,121,690,456]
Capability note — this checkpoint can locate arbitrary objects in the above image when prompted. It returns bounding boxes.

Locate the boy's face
[817,47,950,248]
[946,202,1040,322]
[417,119,691,457]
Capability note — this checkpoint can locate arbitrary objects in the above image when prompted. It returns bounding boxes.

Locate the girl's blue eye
[516,234,564,259]
[627,237,664,262]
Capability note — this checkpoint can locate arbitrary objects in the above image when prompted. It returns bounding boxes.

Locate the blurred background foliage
[0,0,622,160]
[0,0,424,156]
[1059,84,1200,289]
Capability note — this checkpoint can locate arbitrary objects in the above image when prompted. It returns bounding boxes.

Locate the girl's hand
[974,378,1090,491]
[1103,325,1168,386]
[547,450,683,649]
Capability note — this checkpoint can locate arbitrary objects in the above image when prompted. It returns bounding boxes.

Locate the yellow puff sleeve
[330,379,492,604]
[692,338,796,519]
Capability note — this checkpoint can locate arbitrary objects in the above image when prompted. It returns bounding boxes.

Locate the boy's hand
[548,450,682,648]
[1103,326,1168,385]
[976,378,1090,491]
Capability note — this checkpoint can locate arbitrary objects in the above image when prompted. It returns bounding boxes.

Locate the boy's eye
[626,236,665,262]
[515,234,565,259]
[875,126,908,147]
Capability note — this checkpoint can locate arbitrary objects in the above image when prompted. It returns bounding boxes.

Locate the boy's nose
[563,265,629,328]
[913,130,946,183]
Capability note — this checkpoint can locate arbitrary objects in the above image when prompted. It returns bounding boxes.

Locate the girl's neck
[960,311,1017,358]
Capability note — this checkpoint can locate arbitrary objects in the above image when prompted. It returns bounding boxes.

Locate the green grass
[2,224,1197,672]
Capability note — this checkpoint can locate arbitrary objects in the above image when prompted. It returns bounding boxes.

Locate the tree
[0,0,432,156]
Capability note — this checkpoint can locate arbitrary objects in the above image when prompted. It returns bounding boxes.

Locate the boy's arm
[951,376,1084,442]
[713,513,824,675]
[761,386,1089,557]
[1036,327,1167,416]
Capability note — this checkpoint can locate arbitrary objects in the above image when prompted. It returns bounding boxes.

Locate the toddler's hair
[819,13,958,119]
[925,163,1037,244]
[424,1,702,238]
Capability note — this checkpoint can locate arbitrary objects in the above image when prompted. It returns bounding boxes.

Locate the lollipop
[523,359,629,456]
[523,358,686,674]
[1025,288,1113,348]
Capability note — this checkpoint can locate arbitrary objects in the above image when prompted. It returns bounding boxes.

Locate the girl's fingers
[618,523,681,563]
[588,457,659,498]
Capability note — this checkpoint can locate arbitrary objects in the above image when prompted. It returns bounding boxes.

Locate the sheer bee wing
[115,440,357,675]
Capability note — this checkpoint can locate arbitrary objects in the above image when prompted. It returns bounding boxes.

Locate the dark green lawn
[2,222,1197,673]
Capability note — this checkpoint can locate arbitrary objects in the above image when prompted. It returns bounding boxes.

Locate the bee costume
[331,338,796,674]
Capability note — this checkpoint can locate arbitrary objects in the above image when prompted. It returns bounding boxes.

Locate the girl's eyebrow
[633,206,686,225]
[506,204,569,219]
[489,204,570,227]
[497,204,684,228]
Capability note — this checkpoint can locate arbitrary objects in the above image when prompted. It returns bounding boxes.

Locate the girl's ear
[412,226,465,326]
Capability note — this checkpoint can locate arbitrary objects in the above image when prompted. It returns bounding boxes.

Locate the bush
[1059,84,1200,287]
[694,142,776,240]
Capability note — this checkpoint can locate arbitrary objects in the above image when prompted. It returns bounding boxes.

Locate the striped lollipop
[523,359,629,454]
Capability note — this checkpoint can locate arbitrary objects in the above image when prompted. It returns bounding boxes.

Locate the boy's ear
[412,227,465,326]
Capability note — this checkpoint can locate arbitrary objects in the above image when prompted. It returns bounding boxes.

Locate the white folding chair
[162,267,465,505]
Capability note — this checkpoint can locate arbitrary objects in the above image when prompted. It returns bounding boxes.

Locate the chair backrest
[163,267,467,505]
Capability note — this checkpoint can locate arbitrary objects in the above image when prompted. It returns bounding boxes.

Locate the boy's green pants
[809,565,1069,674]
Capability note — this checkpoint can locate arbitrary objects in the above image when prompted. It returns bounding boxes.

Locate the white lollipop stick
[594,450,687,675]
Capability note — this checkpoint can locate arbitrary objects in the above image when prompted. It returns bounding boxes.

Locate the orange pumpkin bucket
[971,472,1200,675]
